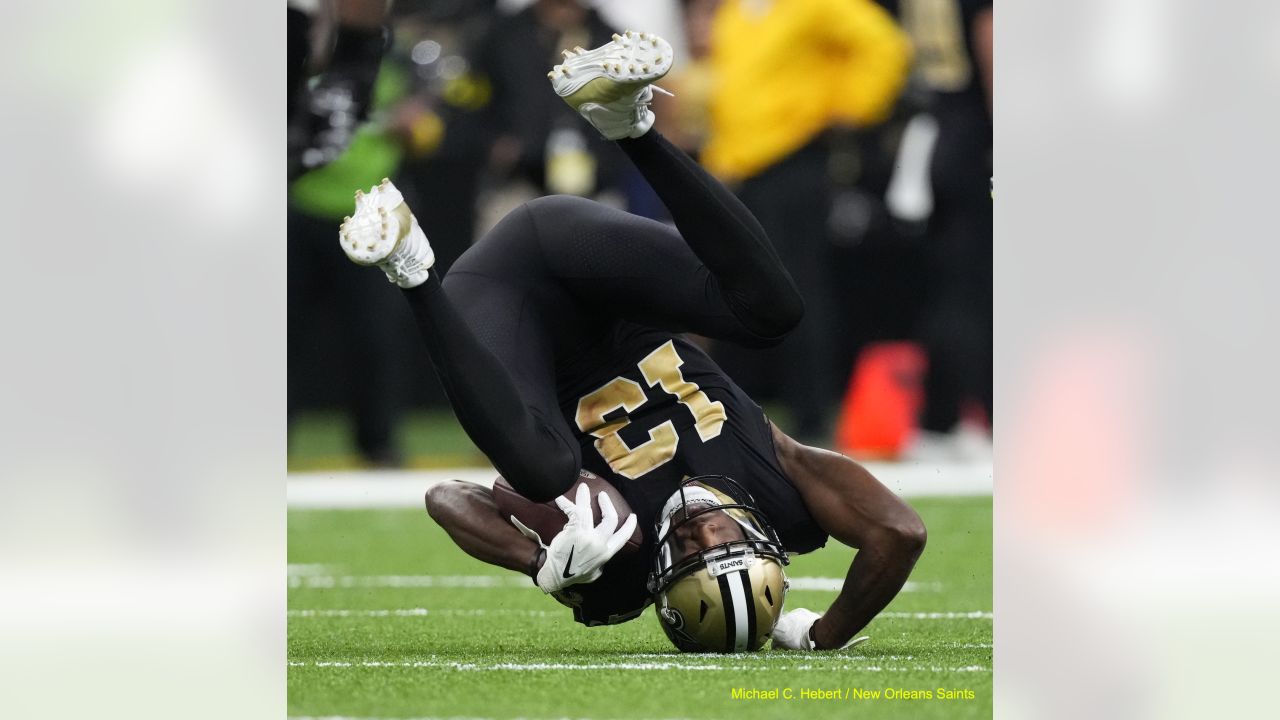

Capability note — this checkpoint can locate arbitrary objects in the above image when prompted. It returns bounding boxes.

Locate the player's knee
[523,194,593,212]
[511,463,578,504]
[521,194,595,224]
[735,286,805,346]
[504,451,580,504]
[501,424,582,503]
[765,287,806,337]
[776,289,806,332]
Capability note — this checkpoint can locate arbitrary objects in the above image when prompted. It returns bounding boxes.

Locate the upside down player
[339,32,926,652]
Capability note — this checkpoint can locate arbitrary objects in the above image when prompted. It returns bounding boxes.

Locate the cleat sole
[342,183,411,267]
[550,32,673,107]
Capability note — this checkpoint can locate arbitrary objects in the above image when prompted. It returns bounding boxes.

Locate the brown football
[492,469,644,555]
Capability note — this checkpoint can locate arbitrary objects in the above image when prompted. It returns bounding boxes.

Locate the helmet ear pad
[655,556,788,653]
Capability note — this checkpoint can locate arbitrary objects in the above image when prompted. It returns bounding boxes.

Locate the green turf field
[288,495,992,719]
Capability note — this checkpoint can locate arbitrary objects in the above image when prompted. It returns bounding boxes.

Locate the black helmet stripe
[717,569,754,651]
[740,569,756,648]
[716,572,736,652]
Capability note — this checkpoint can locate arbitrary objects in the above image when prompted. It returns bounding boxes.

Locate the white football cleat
[339,178,435,288]
[548,30,674,140]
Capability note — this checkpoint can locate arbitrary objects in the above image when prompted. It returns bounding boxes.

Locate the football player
[288,0,392,181]
[339,32,926,651]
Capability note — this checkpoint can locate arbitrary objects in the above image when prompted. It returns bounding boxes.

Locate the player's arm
[770,424,927,649]
[425,480,637,593]
[426,480,541,575]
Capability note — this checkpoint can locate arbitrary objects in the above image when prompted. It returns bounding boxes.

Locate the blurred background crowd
[287,0,992,470]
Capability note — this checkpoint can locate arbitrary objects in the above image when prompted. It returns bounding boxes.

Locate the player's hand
[511,483,638,594]
[771,608,871,651]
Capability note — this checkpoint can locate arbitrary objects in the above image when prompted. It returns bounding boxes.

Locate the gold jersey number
[574,340,727,479]
[901,0,973,93]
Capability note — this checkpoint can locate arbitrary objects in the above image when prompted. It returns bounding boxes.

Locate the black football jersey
[893,0,990,107]
[890,0,992,198]
[550,322,828,625]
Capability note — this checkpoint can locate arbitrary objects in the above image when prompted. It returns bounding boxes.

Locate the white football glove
[509,483,638,594]
[771,607,871,651]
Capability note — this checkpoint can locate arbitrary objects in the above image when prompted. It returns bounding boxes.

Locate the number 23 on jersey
[574,340,726,479]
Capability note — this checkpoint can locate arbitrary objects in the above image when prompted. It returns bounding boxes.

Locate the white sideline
[287,462,992,509]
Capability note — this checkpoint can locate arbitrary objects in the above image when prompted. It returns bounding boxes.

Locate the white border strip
[287,463,992,509]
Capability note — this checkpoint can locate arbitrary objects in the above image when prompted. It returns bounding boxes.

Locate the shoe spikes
[341,178,396,251]
[548,31,657,79]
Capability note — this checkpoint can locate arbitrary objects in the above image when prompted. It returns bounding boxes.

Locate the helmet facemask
[647,475,790,652]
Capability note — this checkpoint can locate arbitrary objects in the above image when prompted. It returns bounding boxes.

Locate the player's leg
[547,33,804,345]
[515,195,783,347]
[340,180,581,502]
[514,141,801,347]
[618,130,805,337]
[404,273,582,502]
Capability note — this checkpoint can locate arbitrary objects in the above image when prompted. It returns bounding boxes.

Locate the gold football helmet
[648,476,790,652]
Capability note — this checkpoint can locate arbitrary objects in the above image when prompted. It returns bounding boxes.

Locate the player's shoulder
[764,420,843,498]
[766,421,802,468]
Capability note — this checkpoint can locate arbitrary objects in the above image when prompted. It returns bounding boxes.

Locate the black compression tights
[401,131,803,501]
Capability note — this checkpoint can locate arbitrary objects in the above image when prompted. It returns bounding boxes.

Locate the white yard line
[788,577,942,592]
[287,463,992,509]
[288,608,557,618]
[291,712,504,717]
[287,659,991,673]
[288,575,528,589]
[290,712,504,717]
[881,611,993,619]
[613,650,990,659]
[287,574,941,593]
[286,607,991,620]
[287,564,333,576]
[290,712,696,717]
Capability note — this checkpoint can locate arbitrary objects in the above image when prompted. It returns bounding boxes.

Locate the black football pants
[401,131,803,501]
